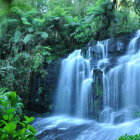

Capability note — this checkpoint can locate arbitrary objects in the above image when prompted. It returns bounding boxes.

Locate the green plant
[0,0,139,113]
[0,88,36,140]
[118,134,140,140]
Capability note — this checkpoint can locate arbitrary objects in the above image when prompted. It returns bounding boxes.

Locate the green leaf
[9,92,17,99]
[14,30,22,43]
[1,133,9,139]
[54,17,61,21]
[27,124,36,134]
[9,115,14,120]
[24,116,35,124]
[4,122,17,133]
[5,108,15,114]
[0,88,6,95]
[21,18,31,25]
[44,46,52,50]
[32,18,44,27]
[0,120,7,125]
[23,34,33,44]
[41,32,48,39]
[27,27,34,33]
[3,114,13,121]
[3,115,9,120]
[18,122,26,127]
[42,51,51,56]
[20,128,26,135]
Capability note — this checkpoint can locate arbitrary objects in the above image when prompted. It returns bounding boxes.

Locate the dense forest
[0,0,140,140]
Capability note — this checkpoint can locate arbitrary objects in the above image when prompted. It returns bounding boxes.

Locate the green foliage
[23,34,33,44]
[40,32,48,40]
[14,30,22,43]
[0,0,139,109]
[0,88,36,140]
[118,134,140,140]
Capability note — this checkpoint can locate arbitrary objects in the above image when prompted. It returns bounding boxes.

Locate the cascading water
[55,50,93,118]
[100,30,140,123]
[33,30,140,140]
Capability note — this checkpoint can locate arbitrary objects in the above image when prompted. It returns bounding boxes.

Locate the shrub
[118,134,140,140]
[0,88,37,140]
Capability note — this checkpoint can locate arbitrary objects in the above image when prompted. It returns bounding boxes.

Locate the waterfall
[55,50,93,118]
[55,30,140,123]
[100,30,140,123]
[33,30,140,140]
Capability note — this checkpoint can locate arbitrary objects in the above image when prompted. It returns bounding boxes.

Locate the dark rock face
[28,60,60,113]
[33,116,95,140]
[88,33,133,60]
[37,123,90,140]
[92,69,103,120]
[112,112,125,124]
[107,35,132,56]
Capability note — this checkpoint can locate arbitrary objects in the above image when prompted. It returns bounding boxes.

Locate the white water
[100,30,140,123]
[33,30,140,140]
[55,50,93,118]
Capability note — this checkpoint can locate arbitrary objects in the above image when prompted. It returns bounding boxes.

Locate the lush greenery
[118,134,140,140]
[0,0,139,108]
[0,88,36,140]
[0,0,140,139]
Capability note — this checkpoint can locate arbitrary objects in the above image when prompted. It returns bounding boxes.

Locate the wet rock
[87,33,133,59]
[113,112,125,124]
[88,39,97,47]
[100,107,114,122]
[92,69,103,120]
[37,124,90,140]
[28,60,60,113]
[107,35,132,56]
[33,116,93,140]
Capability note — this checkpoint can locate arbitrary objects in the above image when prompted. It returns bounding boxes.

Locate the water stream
[33,30,140,140]
[54,50,93,118]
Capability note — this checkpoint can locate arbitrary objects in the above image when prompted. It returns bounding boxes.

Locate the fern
[23,34,33,44]
[14,30,22,43]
